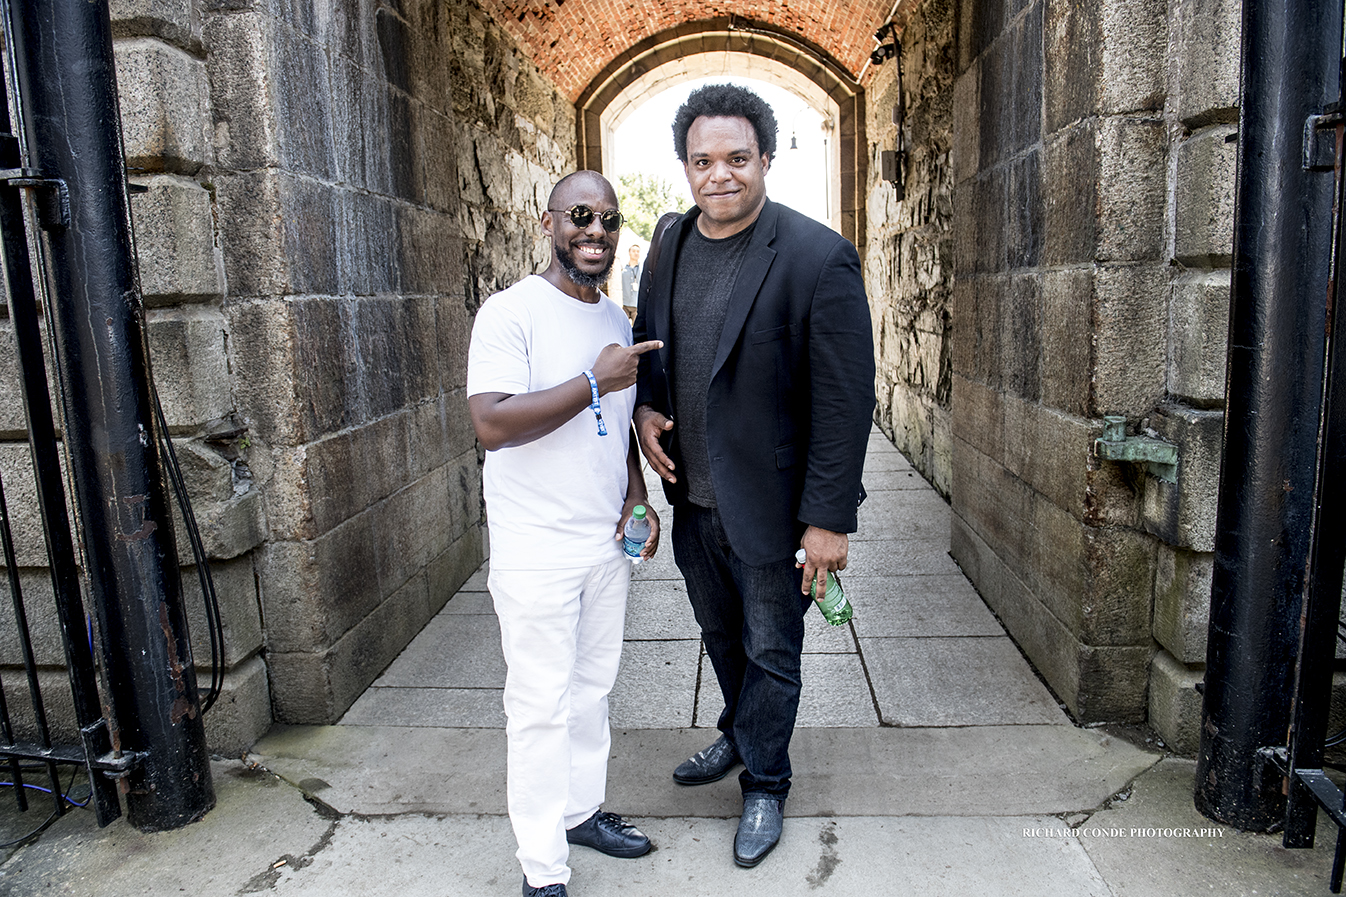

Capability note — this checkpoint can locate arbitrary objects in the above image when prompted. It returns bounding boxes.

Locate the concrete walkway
[0,429,1339,895]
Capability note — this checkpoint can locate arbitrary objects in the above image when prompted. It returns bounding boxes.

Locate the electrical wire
[0,764,87,848]
[151,383,225,715]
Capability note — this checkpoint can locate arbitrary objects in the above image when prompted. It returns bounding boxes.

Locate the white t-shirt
[467,275,636,569]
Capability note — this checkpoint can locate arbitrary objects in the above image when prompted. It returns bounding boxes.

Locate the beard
[556,243,614,289]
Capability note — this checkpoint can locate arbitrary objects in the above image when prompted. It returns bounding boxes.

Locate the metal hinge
[1094,415,1179,484]
[1304,107,1344,172]
[0,166,69,228]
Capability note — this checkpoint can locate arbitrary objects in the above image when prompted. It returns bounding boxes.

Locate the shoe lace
[534,885,566,897]
[595,811,636,833]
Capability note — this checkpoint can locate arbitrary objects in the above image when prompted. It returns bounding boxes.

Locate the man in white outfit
[467,170,662,897]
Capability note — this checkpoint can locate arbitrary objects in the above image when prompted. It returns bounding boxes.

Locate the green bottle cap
[633,505,646,519]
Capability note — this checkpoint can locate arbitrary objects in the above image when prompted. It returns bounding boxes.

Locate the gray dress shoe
[733,796,784,868]
[672,735,741,785]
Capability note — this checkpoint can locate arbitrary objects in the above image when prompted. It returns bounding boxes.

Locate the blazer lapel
[711,200,779,378]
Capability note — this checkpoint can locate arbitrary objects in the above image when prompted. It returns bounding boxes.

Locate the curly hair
[672,83,778,163]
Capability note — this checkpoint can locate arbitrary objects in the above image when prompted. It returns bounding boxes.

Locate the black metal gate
[1260,41,1346,896]
[0,0,216,836]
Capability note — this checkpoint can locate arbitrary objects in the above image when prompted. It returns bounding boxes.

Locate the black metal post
[0,24,123,827]
[1282,71,1346,850]
[1195,0,1342,831]
[3,0,213,829]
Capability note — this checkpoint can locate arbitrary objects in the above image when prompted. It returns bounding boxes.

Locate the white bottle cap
[795,548,807,564]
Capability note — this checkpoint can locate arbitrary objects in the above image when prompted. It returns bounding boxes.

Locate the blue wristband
[583,370,607,436]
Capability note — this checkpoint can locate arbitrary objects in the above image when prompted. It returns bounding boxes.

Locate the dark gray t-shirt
[671,222,756,507]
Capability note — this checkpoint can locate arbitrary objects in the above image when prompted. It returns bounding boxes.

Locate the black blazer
[634,199,875,566]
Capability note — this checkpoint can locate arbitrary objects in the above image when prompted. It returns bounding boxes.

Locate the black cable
[0,764,85,848]
[150,383,224,714]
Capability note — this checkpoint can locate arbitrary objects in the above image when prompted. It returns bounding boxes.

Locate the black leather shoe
[733,797,784,868]
[566,810,652,858]
[672,735,741,785]
[522,878,567,896]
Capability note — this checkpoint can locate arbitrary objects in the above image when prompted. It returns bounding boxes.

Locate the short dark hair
[672,84,778,163]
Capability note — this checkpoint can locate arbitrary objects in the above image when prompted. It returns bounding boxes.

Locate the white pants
[490,557,631,887]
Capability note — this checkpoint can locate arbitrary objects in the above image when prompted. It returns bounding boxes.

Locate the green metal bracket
[1094,415,1179,484]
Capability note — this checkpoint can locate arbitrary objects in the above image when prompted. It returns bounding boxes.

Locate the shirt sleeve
[467,296,531,398]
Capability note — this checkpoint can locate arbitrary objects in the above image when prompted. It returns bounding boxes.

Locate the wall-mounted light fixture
[870,23,899,67]
[871,23,905,198]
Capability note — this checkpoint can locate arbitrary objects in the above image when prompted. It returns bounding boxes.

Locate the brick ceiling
[477,1,904,100]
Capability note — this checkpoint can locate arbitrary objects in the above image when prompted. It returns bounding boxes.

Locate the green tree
[616,173,689,240]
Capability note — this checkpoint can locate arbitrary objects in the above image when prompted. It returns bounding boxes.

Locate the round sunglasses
[547,204,625,233]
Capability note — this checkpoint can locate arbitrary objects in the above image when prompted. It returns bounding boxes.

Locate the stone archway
[574,19,867,251]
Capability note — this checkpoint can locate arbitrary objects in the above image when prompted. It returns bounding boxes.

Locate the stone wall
[1144,0,1240,754]
[946,0,1185,727]
[865,0,957,496]
[0,0,573,750]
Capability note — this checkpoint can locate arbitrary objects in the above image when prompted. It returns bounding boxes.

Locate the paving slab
[863,636,1069,726]
[6,757,1338,897]
[0,761,332,897]
[855,488,952,541]
[340,685,506,727]
[847,538,964,576]
[1080,757,1336,896]
[372,613,505,689]
[695,653,878,728]
[625,579,698,639]
[609,639,701,728]
[847,574,1005,637]
[249,724,1157,820]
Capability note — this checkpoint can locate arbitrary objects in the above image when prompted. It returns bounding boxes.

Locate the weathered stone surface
[1141,402,1224,552]
[131,176,226,305]
[334,189,399,296]
[1002,394,1088,516]
[1039,268,1093,416]
[951,374,1003,464]
[257,513,381,655]
[0,570,65,667]
[1097,0,1166,114]
[1169,270,1231,407]
[951,66,980,185]
[267,568,435,723]
[1042,120,1098,267]
[1174,125,1237,267]
[950,511,1149,722]
[204,11,278,172]
[184,556,263,669]
[146,307,231,428]
[1029,497,1156,647]
[203,654,273,756]
[1093,264,1168,417]
[114,38,212,173]
[996,273,1040,403]
[1045,0,1164,130]
[1153,545,1213,663]
[1170,0,1241,126]
[111,0,201,48]
[1097,116,1165,262]
[0,444,62,568]
[1149,649,1204,756]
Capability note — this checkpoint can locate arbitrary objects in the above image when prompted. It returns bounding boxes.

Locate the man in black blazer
[633,84,875,868]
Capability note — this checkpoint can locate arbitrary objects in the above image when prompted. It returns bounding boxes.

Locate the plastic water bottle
[623,505,651,562]
[795,549,853,626]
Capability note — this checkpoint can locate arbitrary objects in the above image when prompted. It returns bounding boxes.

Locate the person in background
[619,244,642,323]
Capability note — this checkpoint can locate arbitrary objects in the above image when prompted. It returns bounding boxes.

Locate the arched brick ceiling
[477,0,906,100]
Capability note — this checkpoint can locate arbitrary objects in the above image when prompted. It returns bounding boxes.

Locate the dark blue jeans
[671,503,812,800]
